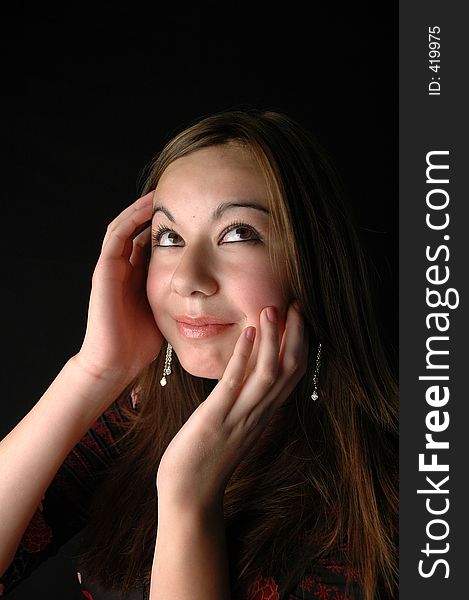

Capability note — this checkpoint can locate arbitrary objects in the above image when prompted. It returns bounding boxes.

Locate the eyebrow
[152,201,270,223]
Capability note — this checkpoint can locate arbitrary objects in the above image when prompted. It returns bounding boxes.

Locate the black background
[0,3,397,598]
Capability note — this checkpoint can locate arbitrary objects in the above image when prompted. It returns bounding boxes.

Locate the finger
[229,306,280,420]
[100,191,154,251]
[269,323,309,414]
[278,302,306,377]
[101,191,153,249]
[130,225,152,268]
[205,326,257,419]
[267,302,308,411]
[101,209,153,261]
[247,302,306,421]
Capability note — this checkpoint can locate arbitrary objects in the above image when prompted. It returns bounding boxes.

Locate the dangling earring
[311,342,322,401]
[160,342,173,387]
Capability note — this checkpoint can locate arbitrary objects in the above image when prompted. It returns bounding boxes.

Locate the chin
[173,347,227,380]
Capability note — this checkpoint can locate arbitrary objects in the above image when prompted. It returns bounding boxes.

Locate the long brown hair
[77,109,398,600]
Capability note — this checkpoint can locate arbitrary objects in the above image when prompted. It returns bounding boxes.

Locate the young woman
[0,110,398,600]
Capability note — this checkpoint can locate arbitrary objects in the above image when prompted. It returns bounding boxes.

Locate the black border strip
[399,2,468,597]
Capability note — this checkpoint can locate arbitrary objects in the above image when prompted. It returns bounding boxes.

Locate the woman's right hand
[75,191,163,386]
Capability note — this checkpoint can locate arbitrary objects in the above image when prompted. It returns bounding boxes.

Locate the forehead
[155,144,268,208]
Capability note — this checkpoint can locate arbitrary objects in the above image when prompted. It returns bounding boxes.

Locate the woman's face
[147,143,291,380]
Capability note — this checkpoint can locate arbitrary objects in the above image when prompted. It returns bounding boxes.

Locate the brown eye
[152,227,184,247]
[222,223,261,244]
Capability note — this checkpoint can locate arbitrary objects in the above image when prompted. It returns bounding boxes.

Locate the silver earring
[160,342,173,387]
[311,342,322,401]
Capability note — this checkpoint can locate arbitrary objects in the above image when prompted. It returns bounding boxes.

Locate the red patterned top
[0,391,363,600]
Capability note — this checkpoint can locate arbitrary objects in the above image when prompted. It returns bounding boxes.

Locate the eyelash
[151,220,263,247]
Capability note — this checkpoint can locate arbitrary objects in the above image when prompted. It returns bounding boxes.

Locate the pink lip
[176,321,234,339]
[175,315,234,326]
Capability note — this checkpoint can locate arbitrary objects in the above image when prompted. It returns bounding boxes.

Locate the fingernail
[245,326,256,342]
[266,306,278,322]
[292,300,302,313]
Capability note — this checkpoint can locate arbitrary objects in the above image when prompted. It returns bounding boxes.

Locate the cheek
[146,261,171,310]
[231,261,289,315]
[235,262,291,350]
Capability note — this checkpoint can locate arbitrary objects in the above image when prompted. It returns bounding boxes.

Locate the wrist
[62,355,131,419]
[157,493,225,527]
[157,489,224,524]
[71,353,133,391]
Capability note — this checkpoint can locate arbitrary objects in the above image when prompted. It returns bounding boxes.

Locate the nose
[170,244,218,297]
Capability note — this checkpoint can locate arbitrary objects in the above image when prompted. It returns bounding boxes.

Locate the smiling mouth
[176,321,234,339]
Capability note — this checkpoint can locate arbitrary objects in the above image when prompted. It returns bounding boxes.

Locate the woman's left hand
[156,300,309,515]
